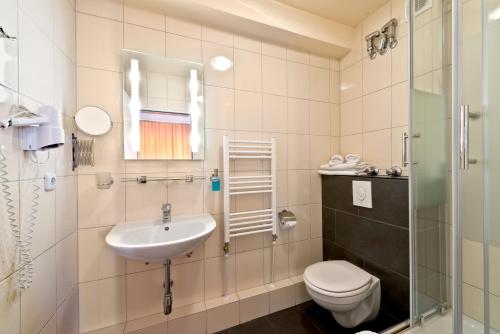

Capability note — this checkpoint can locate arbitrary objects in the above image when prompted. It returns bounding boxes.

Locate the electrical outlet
[44,173,57,192]
[352,180,372,208]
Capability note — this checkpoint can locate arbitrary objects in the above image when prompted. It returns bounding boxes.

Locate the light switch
[352,180,372,208]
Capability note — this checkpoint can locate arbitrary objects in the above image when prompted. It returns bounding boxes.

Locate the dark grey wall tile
[364,260,410,321]
[321,176,358,214]
[321,175,410,322]
[329,244,365,268]
[322,207,335,242]
[358,178,409,229]
[335,211,409,277]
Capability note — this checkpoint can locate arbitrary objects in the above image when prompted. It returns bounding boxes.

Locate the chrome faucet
[162,203,172,223]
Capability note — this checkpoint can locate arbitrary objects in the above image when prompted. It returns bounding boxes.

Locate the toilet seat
[303,260,372,297]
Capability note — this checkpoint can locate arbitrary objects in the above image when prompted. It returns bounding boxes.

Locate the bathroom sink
[105,214,216,261]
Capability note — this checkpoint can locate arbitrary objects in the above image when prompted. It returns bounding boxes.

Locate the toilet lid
[304,260,372,293]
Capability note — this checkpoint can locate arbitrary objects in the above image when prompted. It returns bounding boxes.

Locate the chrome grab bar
[460,105,470,169]
[402,132,409,167]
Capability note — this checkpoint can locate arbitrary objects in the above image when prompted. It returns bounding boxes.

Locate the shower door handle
[459,104,470,169]
[402,132,409,167]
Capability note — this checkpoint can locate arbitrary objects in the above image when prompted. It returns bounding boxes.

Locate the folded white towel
[328,154,344,166]
[320,161,369,171]
[345,153,360,164]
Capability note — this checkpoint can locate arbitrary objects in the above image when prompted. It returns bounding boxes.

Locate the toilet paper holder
[279,209,297,229]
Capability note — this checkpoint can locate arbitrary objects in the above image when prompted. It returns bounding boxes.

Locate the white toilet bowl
[303,260,381,328]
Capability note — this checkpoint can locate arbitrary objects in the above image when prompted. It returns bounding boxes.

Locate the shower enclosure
[409,0,500,332]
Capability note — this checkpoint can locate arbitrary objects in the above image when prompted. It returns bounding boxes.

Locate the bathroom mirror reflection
[122,49,205,160]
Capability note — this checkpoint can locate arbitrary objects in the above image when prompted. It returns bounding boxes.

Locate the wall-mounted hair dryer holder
[0,105,65,151]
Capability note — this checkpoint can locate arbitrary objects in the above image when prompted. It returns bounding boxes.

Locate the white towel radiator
[222,135,278,253]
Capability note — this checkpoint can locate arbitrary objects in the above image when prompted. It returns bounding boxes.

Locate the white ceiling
[274,0,390,26]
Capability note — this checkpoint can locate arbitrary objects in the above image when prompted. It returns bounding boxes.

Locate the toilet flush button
[352,181,372,208]
[357,188,366,201]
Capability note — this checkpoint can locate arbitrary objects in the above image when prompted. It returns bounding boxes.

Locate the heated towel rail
[222,135,278,253]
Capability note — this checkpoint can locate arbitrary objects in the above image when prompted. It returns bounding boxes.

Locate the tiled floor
[217,301,401,334]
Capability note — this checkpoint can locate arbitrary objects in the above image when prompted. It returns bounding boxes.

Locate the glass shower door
[454,0,500,332]
[486,3,500,332]
[409,0,451,324]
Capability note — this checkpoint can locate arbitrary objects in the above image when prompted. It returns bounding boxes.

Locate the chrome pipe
[164,259,172,315]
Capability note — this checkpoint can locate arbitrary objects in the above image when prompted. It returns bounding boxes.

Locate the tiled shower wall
[75,0,339,332]
[339,0,409,171]
[0,0,78,334]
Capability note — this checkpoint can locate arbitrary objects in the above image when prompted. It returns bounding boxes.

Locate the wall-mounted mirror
[75,106,113,136]
[122,50,205,160]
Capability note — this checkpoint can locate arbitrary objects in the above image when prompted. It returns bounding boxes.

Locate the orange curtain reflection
[139,120,191,159]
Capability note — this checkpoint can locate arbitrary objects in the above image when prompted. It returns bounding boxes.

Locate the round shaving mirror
[75,106,113,136]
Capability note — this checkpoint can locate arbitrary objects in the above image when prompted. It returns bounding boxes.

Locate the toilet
[303,260,381,328]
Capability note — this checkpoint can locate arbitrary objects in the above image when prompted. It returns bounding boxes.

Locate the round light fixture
[210,56,232,71]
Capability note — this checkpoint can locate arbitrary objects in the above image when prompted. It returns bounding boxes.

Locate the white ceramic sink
[105,214,216,261]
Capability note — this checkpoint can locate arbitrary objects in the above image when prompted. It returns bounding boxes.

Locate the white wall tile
[79,227,125,282]
[124,4,165,31]
[340,62,362,102]
[165,33,202,62]
[234,49,262,92]
[286,49,309,64]
[168,311,206,334]
[77,67,122,122]
[124,24,165,56]
[78,174,125,228]
[287,61,309,99]
[165,16,201,39]
[202,26,233,46]
[262,95,287,133]
[21,249,56,334]
[235,249,264,291]
[340,98,362,136]
[79,277,126,333]
[234,90,262,132]
[310,101,330,136]
[362,54,391,94]
[310,66,329,102]
[234,35,261,53]
[287,98,309,134]
[262,56,287,96]
[206,301,239,333]
[202,42,234,88]
[19,12,54,105]
[77,13,123,71]
[76,0,123,21]
[262,42,286,59]
[56,233,78,306]
[363,87,391,132]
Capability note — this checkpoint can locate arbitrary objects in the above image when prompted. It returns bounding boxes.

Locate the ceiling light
[210,56,232,71]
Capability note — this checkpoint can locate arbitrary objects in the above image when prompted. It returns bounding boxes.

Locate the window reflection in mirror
[122,49,204,160]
